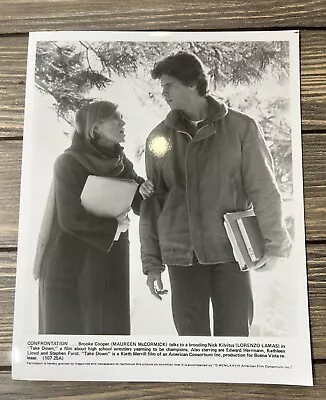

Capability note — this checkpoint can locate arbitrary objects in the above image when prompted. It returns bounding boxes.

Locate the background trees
[35,40,292,197]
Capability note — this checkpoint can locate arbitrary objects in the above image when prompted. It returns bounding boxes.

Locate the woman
[37,101,154,335]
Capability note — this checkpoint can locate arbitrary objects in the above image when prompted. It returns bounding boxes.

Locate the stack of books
[224,209,265,271]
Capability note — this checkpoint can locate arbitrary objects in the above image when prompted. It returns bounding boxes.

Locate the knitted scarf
[65,133,125,177]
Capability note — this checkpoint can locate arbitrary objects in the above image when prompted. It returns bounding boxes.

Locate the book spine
[237,219,259,262]
[224,221,246,270]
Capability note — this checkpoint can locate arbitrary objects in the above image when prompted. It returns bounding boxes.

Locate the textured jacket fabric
[140,96,292,274]
[38,139,144,335]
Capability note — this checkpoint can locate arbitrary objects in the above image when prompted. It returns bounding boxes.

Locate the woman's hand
[139,180,155,199]
[114,208,131,240]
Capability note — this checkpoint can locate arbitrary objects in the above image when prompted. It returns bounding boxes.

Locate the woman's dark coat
[38,137,144,335]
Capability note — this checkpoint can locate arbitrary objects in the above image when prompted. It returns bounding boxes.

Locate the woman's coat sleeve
[122,153,145,216]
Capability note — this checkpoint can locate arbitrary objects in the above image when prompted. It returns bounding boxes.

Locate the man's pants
[167,261,253,336]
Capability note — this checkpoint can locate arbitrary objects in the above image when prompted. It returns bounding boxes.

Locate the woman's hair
[151,51,208,96]
[74,101,118,141]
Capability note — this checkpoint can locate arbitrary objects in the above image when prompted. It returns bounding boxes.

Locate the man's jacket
[140,96,292,273]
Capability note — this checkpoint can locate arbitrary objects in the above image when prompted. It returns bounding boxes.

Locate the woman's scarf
[65,133,125,177]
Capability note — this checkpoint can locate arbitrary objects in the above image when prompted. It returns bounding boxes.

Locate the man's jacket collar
[164,95,228,140]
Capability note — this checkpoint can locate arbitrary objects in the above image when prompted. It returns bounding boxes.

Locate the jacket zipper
[184,135,199,264]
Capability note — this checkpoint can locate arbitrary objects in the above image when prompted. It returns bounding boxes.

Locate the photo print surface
[12,30,312,385]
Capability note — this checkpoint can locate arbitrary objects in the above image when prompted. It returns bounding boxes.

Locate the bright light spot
[148,136,171,158]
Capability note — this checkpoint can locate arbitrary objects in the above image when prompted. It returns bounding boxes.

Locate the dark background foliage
[34,40,292,197]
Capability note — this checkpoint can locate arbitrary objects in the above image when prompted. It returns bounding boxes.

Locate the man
[139,51,292,337]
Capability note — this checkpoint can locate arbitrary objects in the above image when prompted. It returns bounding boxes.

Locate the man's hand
[139,179,155,199]
[146,269,168,300]
[254,254,280,272]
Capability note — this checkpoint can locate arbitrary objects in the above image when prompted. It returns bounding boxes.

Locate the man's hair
[151,51,208,96]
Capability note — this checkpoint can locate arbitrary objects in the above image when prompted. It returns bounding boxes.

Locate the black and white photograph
[12,30,312,385]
